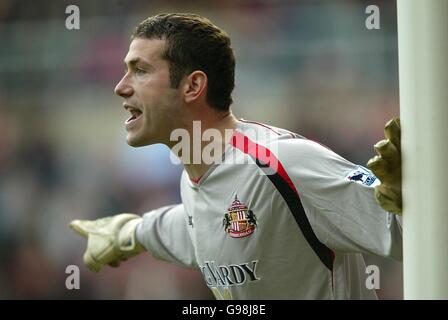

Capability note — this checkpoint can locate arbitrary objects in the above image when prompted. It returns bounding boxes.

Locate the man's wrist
[117,217,145,253]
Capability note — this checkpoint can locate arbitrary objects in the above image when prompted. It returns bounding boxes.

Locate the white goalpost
[397,0,448,299]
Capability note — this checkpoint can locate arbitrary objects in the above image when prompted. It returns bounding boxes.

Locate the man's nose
[114,76,133,98]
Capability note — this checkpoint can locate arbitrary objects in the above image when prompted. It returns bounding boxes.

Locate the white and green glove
[367,117,402,214]
[69,214,145,272]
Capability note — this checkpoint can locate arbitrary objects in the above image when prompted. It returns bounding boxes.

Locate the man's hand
[69,214,145,272]
[367,117,402,214]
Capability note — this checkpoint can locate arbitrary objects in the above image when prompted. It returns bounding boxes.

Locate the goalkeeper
[70,13,402,299]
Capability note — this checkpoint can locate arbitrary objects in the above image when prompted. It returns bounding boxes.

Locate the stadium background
[0,0,402,299]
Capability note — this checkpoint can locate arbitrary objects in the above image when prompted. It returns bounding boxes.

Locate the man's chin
[126,135,147,147]
[126,133,157,147]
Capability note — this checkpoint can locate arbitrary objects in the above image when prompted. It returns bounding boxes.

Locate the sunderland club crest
[223,195,257,238]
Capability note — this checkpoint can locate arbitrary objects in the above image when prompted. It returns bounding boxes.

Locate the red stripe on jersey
[231,131,298,195]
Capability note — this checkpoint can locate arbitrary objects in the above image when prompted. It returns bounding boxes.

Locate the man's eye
[136,68,146,75]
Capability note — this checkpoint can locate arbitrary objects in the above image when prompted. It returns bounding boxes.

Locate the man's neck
[178,112,238,182]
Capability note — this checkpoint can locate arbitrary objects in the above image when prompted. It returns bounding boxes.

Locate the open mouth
[125,106,143,124]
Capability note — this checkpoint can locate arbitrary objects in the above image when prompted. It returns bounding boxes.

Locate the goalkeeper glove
[367,117,402,214]
[69,214,145,272]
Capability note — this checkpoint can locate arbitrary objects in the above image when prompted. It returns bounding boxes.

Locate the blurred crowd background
[0,0,402,299]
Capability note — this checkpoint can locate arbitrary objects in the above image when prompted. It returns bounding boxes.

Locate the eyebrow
[124,58,152,69]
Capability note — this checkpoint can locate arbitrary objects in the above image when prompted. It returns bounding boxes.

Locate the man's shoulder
[235,119,335,160]
[234,119,339,173]
[269,138,338,178]
[236,119,302,144]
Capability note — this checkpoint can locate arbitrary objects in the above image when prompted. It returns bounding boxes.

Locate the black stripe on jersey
[256,161,334,271]
[231,130,334,271]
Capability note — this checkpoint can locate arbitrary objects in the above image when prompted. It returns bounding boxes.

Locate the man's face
[114,38,183,147]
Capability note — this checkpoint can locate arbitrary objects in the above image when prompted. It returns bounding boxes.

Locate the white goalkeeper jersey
[136,119,402,299]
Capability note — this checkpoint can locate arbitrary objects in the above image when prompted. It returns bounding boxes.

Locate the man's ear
[182,71,207,104]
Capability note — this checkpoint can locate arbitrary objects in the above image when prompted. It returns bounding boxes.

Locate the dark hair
[132,13,235,111]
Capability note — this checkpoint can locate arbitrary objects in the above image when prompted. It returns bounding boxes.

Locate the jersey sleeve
[136,204,198,268]
[274,139,402,260]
